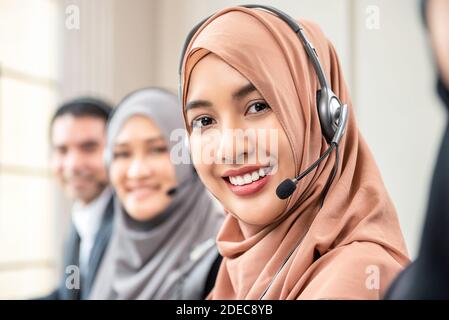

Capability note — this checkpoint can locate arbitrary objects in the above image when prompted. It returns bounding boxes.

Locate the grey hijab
[89,88,224,300]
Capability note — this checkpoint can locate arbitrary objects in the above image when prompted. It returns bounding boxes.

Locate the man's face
[50,115,108,204]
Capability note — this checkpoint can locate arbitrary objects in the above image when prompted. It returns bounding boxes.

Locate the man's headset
[178,4,349,205]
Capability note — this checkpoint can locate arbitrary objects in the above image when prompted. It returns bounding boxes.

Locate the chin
[232,205,277,226]
[68,185,95,199]
[126,201,167,221]
[224,188,285,226]
[70,191,91,202]
[127,209,156,222]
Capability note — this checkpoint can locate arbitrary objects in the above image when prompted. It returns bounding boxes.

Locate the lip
[126,186,158,201]
[221,165,267,178]
[224,174,271,196]
[222,165,272,197]
[67,177,91,184]
[69,180,91,189]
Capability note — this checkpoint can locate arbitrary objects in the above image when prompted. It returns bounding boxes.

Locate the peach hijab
[180,7,409,299]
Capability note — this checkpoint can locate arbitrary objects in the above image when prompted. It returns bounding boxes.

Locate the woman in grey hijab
[89,87,224,299]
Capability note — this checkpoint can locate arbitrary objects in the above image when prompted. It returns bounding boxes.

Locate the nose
[127,155,153,179]
[216,124,256,165]
[63,150,84,174]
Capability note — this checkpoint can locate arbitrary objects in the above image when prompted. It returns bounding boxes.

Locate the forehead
[51,115,106,146]
[186,53,250,101]
[115,115,163,144]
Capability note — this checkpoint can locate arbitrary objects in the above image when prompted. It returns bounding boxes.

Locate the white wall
[0,0,61,298]
[352,0,445,256]
[150,0,353,91]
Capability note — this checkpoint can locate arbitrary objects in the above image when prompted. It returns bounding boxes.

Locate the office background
[0,0,445,298]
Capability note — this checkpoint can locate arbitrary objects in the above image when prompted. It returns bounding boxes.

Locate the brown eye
[113,151,130,159]
[148,146,168,154]
[192,116,216,129]
[246,102,270,115]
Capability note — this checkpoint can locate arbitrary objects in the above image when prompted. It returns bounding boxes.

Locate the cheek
[81,154,107,179]
[190,133,211,169]
[110,162,126,193]
[90,150,106,168]
[262,115,295,175]
[193,162,212,183]
[190,137,216,183]
[50,156,63,174]
[189,131,216,168]
[278,130,295,178]
[160,155,177,184]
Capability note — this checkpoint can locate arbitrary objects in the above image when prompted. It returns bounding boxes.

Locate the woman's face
[110,115,177,221]
[185,54,295,226]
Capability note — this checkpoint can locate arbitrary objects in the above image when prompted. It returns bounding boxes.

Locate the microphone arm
[276,104,348,200]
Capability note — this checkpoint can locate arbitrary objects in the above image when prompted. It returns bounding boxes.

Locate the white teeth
[251,171,259,181]
[243,174,252,184]
[227,167,270,186]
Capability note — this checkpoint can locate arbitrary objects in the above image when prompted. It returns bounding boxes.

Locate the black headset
[178,4,349,202]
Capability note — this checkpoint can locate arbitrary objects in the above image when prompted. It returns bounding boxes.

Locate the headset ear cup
[316,89,322,107]
[316,89,322,134]
[316,89,332,143]
[316,88,344,143]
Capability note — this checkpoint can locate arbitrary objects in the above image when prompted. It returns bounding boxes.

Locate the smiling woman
[180,6,410,299]
[186,53,294,227]
[89,87,224,300]
[110,115,176,221]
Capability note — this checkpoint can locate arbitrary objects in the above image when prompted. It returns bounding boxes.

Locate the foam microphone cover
[276,179,297,199]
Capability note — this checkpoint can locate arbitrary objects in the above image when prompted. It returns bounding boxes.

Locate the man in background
[41,97,114,299]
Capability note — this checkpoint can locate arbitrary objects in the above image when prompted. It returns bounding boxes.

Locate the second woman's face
[185,54,296,226]
[110,115,177,221]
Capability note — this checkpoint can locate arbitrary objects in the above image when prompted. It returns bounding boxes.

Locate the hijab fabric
[180,7,409,299]
[90,88,224,299]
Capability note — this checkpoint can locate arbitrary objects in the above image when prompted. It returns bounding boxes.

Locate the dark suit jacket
[39,195,114,300]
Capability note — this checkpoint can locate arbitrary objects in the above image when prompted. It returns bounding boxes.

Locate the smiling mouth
[127,186,159,198]
[67,180,93,190]
[225,167,270,186]
[223,166,272,196]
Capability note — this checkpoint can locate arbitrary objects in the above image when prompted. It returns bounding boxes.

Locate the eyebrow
[80,140,99,148]
[185,99,212,111]
[185,83,257,111]
[232,83,257,101]
[52,139,99,149]
[114,136,165,147]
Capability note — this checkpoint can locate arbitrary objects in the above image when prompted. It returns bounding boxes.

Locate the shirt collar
[72,187,112,241]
